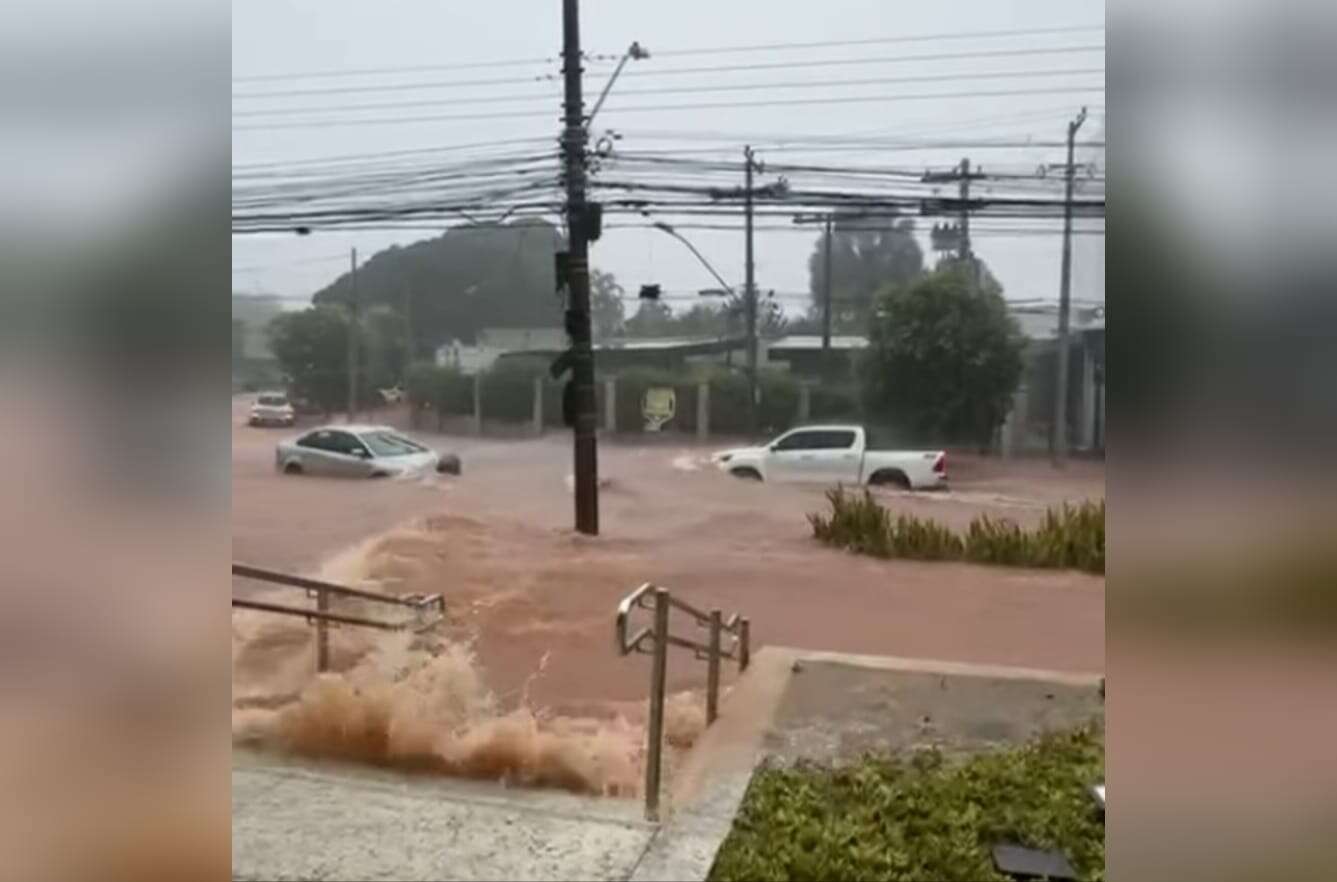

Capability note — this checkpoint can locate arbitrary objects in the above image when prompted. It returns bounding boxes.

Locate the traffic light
[581,203,603,241]
[639,284,661,301]
[554,250,570,293]
[562,380,578,427]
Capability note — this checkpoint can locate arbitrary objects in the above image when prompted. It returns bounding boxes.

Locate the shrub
[480,359,542,422]
[405,362,473,418]
[710,724,1105,882]
[809,384,861,423]
[809,489,1104,574]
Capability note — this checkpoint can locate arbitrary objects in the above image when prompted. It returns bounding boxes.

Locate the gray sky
[232,0,1104,319]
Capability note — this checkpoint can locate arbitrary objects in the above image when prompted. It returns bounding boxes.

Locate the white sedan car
[275,425,460,478]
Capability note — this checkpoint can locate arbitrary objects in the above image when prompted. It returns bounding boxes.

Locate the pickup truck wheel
[869,469,911,490]
[729,467,762,481]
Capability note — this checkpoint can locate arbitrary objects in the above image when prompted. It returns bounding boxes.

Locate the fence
[406,360,860,441]
[616,582,750,821]
[231,563,445,672]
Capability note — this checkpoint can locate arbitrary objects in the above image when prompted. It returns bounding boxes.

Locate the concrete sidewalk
[233,751,656,881]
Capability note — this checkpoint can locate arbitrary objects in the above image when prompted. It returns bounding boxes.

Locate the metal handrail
[615,582,750,821]
[232,563,446,671]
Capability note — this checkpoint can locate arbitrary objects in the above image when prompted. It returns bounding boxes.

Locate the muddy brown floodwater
[231,397,1104,791]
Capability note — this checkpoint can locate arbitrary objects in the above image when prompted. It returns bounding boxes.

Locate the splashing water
[235,634,644,796]
[232,519,707,797]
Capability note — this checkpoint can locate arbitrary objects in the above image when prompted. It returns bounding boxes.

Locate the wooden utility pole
[561,0,599,534]
[1052,106,1089,467]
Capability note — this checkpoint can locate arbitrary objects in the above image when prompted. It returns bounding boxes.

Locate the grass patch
[709,724,1105,882]
[808,489,1104,574]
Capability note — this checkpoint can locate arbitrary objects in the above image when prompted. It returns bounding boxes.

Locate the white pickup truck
[711,424,947,489]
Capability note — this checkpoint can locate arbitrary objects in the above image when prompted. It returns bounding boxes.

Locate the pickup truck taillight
[932,453,947,475]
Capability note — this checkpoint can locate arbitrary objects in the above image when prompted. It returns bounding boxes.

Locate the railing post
[533,375,544,437]
[315,591,331,672]
[473,372,483,436]
[707,608,722,725]
[738,616,750,672]
[697,382,710,441]
[645,587,670,822]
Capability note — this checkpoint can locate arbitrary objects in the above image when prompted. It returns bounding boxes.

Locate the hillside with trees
[311,219,566,352]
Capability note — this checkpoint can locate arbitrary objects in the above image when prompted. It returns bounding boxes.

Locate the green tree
[808,209,924,333]
[590,269,626,341]
[267,306,354,415]
[861,263,1024,447]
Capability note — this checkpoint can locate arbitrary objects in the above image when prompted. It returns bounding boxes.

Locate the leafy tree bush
[480,357,544,422]
[710,725,1105,882]
[861,264,1024,448]
[267,306,353,416]
[809,489,1105,574]
[405,362,472,420]
[806,208,924,333]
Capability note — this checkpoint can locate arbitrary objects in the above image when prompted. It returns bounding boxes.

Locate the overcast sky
[232,0,1105,321]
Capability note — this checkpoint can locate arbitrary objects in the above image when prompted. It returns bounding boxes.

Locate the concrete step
[232,749,654,882]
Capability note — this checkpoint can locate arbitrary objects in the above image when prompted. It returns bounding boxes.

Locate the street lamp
[646,219,736,297]
[586,41,650,128]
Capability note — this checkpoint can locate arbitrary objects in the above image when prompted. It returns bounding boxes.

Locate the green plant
[809,490,1104,574]
[709,724,1105,882]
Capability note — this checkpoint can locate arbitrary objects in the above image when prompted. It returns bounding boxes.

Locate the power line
[232,136,555,171]
[234,55,561,84]
[233,44,1105,102]
[606,44,1106,82]
[233,25,1103,84]
[234,85,1104,131]
[233,68,1103,119]
[235,74,554,101]
[642,24,1104,58]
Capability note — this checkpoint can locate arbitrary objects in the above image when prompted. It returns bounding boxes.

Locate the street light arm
[653,223,735,296]
[586,41,648,128]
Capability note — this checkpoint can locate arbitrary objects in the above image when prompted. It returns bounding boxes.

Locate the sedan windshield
[257,395,289,407]
[359,431,428,457]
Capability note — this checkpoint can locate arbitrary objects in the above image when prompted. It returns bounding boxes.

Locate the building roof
[1008,303,1105,341]
[597,336,740,351]
[767,335,870,351]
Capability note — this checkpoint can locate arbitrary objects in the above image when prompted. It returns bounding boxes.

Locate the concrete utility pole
[743,145,760,435]
[822,213,833,361]
[923,158,984,287]
[957,158,972,263]
[1052,106,1089,467]
[561,0,599,534]
[346,247,359,423]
